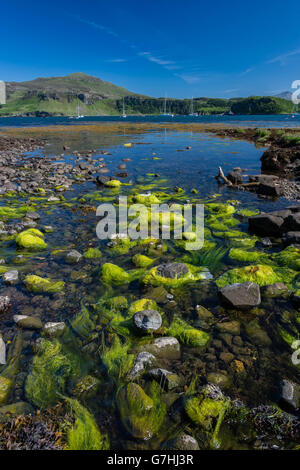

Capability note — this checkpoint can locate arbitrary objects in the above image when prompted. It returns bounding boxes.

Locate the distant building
[0,81,6,105]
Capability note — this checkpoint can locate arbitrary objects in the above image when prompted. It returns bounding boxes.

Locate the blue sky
[1,0,300,98]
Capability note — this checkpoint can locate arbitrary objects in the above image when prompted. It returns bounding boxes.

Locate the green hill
[0,72,141,116]
[0,73,296,116]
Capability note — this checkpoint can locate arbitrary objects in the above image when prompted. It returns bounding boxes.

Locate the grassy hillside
[0,73,296,116]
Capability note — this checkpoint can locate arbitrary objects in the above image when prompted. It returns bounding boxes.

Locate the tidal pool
[0,125,299,450]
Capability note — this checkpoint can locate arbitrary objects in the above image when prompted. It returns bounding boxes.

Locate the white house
[0,81,6,105]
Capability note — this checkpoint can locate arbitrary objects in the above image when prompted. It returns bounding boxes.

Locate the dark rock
[227,168,242,184]
[96,175,109,185]
[148,368,181,391]
[133,309,162,332]
[257,181,284,197]
[282,231,300,246]
[168,433,199,451]
[262,283,289,298]
[282,213,300,232]
[65,250,82,264]
[219,282,261,309]
[0,296,11,313]
[156,262,188,279]
[249,213,285,236]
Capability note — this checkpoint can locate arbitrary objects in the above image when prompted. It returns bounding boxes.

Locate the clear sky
[1,0,300,98]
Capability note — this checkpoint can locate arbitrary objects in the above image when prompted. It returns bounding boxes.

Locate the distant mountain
[1,72,143,116]
[274,91,292,101]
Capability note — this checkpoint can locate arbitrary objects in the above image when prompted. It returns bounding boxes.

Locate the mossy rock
[128,298,158,316]
[132,193,161,205]
[107,296,128,310]
[168,317,210,348]
[229,237,257,248]
[0,206,30,220]
[272,246,300,271]
[24,275,65,293]
[83,248,102,259]
[117,382,166,440]
[132,254,154,268]
[205,203,235,217]
[228,248,269,263]
[104,180,121,188]
[216,265,282,288]
[245,320,272,346]
[0,376,12,405]
[185,396,227,430]
[101,263,138,285]
[141,263,209,288]
[15,228,47,250]
[72,375,100,399]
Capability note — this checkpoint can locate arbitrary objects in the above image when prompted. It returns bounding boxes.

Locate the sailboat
[76,102,84,119]
[189,97,198,116]
[160,94,173,116]
[122,97,127,118]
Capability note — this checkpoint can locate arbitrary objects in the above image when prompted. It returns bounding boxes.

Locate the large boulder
[282,213,300,232]
[219,282,261,309]
[249,213,285,236]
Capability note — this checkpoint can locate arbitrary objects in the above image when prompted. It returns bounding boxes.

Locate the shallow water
[0,125,299,450]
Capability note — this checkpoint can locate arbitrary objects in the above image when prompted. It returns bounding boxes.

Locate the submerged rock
[43,322,66,337]
[281,379,300,409]
[13,315,42,329]
[219,282,261,309]
[65,250,82,264]
[133,309,162,332]
[0,335,6,365]
[3,270,19,285]
[0,296,11,314]
[168,432,199,451]
[262,282,289,298]
[128,352,156,380]
[24,275,65,293]
[148,368,181,391]
[143,337,181,360]
[156,262,189,279]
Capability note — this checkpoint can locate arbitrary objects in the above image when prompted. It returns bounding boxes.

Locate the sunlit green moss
[101,263,140,285]
[272,246,300,271]
[0,376,12,405]
[216,264,297,288]
[132,253,154,268]
[16,228,47,250]
[83,247,102,258]
[128,298,158,316]
[167,317,210,347]
[142,263,209,288]
[24,274,65,293]
[205,203,235,217]
[229,248,269,263]
[101,335,134,384]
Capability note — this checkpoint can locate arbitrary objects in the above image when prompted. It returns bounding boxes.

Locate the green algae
[228,248,269,263]
[83,247,102,259]
[71,304,96,339]
[128,298,158,316]
[216,264,297,288]
[237,208,260,217]
[0,205,30,220]
[141,263,209,288]
[272,246,300,271]
[66,398,110,450]
[101,336,134,384]
[24,275,65,293]
[0,376,12,406]
[25,338,81,409]
[205,203,235,217]
[117,381,166,440]
[101,263,141,285]
[15,228,47,250]
[132,253,154,268]
[167,317,210,347]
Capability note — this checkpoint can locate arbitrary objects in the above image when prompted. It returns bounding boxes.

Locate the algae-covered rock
[185,396,226,429]
[24,275,65,293]
[142,263,210,288]
[245,320,272,346]
[205,203,235,217]
[107,296,128,310]
[117,382,166,440]
[72,375,100,399]
[216,265,282,288]
[0,376,12,405]
[168,432,200,450]
[104,179,121,188]
[13,315,42,329]
[148,368,181,391]
[0,401,33,419]
[43,322,66,337]
[272,246,300,271]
[132,254,154,268]
[229,248,268,263]
[142,337,181,360]
[83,247,102,259]
[101,263,130,285]
[16,228,47,250]
[128,352,156,380]
[132,193,160,205]
[168,317,210,348]
[128,298,158,316]
[207,372,231,389]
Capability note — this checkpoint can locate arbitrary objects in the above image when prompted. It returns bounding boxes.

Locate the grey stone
[219,282,261,309]
[133,309,162,332]
[13,315,42,329]
[148,368,181,390]
[128,351,156,380]
[0,296,10,314]
[43,322,66,337]
[65,250,82,264]
[3,270,19,285]
[169,433,199,450]
[156,262,188,279]
[281,379,300,409]
[0,335,6,365]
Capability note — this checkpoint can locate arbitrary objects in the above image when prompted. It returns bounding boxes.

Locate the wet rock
[219,352,234,363]
[3,270,19,285]
[216,320,240,335]
[96,175,109,185]
[13,315,42,329]
[156,262,188,279]
[65,250,82,264]
[282,213,300,232]
[261,237,272,247]
[128,352,156,380]
[144,337,181,360]
[207,371,230,389]
[26,212,40,220]
[145,286,169,304]
[257,181,284,197]
[283,231,300,245]
[168,432,200,450]
[133,309,162,332]
[281,379,300,409]
[43,322,66,337]
[262,282,289,298]
[245,320,271,346]
[148,368,181,391]
[219,282,261,309]
[227,168,242,185]
[0,296,11,314]
[0,335,6,365]
[249,213,285,236]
